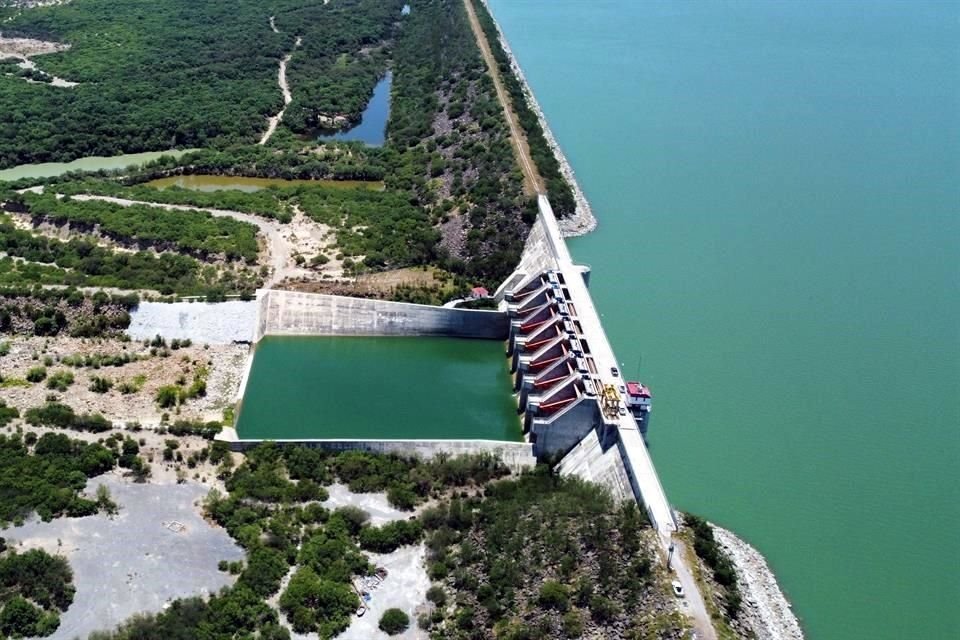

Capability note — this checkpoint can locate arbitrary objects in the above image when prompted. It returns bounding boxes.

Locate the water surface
[0,150,193,181]
[317,72,392,146]
[489,1,960,638]
[237,336,521,442]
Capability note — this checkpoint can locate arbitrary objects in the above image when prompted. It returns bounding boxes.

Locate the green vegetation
[379,608,410,635]
[0,0,402,167]
[388,0,533,285]
[0,287,135,337]
[469,0,576,216]
[685,513,742,617]
[0,401,18,427]
[17,193,260,262]
[0,549,74,639]
[0,431,122,524]
[417,469,678,639]
[24,401,111,433]
[44,369,74,392]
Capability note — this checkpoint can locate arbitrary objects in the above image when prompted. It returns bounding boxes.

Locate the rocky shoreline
[477,0,597,237]
[713,525,805,640]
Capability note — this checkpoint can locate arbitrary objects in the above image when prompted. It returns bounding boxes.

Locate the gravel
[4,475,243,640]
[712,525,806,640]
[127,301,258,344]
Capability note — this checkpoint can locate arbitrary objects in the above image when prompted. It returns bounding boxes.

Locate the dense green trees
[387,0,531,285]
[0,432,118,525]
[20,193,259,262]
[416,469,674,638]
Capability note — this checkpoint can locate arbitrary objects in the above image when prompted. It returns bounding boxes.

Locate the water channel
[316,72,392,147]
[236,336,522,442]
[145,175,384,193]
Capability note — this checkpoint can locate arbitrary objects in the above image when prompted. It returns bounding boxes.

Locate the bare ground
[0,335,247,425]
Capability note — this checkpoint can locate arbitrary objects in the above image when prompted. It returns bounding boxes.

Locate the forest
[16,193,260,262]
[0,216,254,296]
[0,0,403,167]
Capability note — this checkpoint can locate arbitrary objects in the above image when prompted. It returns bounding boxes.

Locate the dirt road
[462,0,543,196]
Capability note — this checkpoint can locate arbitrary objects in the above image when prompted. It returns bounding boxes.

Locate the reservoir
[489,0,959,638]
[317,72,392,146]
[144,175,385,193]
[236,336,522,442]
[0,149,193,181]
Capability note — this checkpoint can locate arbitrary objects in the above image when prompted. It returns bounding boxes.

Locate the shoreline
[712,524,805,640]
[477,0,597,237]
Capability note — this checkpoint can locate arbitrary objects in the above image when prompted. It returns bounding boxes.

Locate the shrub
[46,370,74,392]
[538,580,569,612]
[378,608,410,635]
[89,376,113,393]
[26,366,47,383]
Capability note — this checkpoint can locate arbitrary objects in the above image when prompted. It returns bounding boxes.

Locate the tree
[0,596,42,638]
[378,608,410,635]
[538,580,569,612]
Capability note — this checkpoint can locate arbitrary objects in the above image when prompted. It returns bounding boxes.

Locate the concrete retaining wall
[257,289,509,340]
[227,437,536,472]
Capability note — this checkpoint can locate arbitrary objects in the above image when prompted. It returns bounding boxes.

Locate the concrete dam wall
[223,436,536,473]
[255,289,509,341]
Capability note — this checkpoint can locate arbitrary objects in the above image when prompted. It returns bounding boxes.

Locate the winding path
[68,194,289,287]
[259,17,302,145]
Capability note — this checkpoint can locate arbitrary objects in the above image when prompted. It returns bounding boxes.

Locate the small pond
[317,71,392,146]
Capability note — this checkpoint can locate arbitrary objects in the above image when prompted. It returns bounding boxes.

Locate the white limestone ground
[127,300,258,344]
[713,526,805,640]
[477,0,597,237]
[3,475,244,640]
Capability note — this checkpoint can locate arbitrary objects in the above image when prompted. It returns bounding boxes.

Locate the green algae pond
[145,174,385,193]
[235,336,522,442]
[0,149,195,181]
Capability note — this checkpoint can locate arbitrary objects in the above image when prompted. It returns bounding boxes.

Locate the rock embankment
[477,0,597,237]
[712,525,805,640]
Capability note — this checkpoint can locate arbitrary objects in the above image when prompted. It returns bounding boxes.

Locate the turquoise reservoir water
[489,1,959,638]
[236,336,521,442]
[317,72,392,146]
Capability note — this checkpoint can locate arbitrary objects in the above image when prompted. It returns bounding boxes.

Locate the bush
[89,376,113,393]
[426,584,446,606]
[378,608,410,635]
[26,366,47,383]
[538,580,569,612]
[45,370,75,392]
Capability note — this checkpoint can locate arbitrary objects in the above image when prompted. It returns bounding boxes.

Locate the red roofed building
[470,286,489,299]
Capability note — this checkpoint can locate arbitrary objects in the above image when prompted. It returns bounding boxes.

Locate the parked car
[611,366,619,377]
[672,580,685,597]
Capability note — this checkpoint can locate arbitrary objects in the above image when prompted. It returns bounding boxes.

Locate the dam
[225,193,676,535]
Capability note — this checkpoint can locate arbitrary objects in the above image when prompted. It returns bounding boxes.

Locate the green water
[489,1,959,638]
[236,336,521,442]
[145,175,385,192]
[0,150,193,181]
